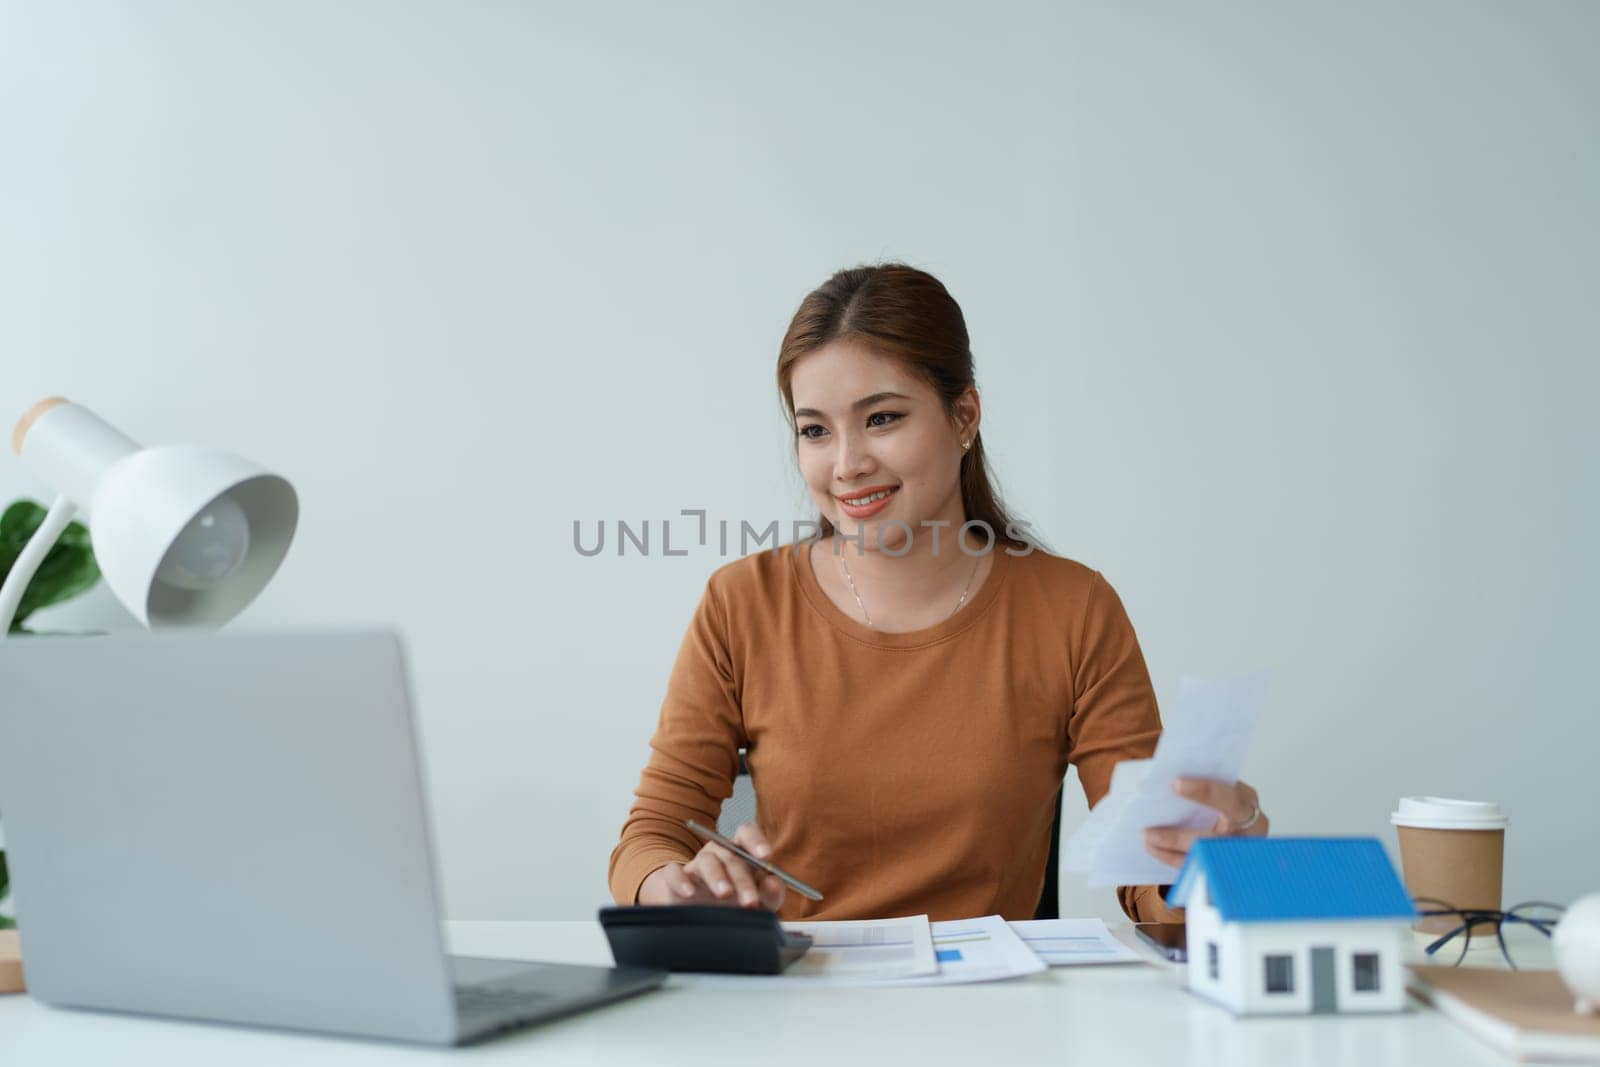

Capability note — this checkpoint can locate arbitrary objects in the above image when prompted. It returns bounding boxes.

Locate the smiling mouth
[839,487,898,507]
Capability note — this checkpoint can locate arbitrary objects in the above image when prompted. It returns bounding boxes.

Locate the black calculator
[599,906,814,974]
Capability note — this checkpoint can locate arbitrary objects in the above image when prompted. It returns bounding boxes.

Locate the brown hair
[776,263,1030,549]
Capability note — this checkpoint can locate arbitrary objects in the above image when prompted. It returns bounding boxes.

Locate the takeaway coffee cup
[1391,797,1508,935]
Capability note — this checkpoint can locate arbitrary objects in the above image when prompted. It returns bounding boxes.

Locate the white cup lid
[1391,796,1508,830]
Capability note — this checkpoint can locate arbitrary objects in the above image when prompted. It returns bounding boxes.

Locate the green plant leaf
[16,541,100,621]
[1,499,103,631]
[0,500,45,541]
[0,849,8,900]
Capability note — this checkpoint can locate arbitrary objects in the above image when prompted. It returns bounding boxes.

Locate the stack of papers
[1061,672,1269,887]
[897,916,1046,986]
[677,915,1144,988]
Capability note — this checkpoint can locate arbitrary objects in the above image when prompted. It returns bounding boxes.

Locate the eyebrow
[793,391,911,420]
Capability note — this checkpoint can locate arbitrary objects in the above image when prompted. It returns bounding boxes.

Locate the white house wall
[1182,876,1249,1013]
[1234,920,1406,1015]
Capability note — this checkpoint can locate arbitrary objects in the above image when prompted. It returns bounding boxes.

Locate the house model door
[1311,947,1337,1012]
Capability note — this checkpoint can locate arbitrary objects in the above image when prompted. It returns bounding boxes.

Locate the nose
[833,429,874,484]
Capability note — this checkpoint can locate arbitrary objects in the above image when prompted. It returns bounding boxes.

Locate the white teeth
[843,488,895,506]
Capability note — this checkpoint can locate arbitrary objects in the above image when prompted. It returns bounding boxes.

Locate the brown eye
[866,411,903,428]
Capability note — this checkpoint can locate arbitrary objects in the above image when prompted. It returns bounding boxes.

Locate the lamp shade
[12,398,297,629]
[90,446,297,627]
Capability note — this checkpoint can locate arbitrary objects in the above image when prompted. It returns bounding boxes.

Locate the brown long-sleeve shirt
[608,539,1183,923]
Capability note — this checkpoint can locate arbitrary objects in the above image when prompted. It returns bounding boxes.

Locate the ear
[952,385,981,442]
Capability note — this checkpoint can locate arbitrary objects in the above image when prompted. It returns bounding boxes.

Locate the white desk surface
[0,920,1555,1066]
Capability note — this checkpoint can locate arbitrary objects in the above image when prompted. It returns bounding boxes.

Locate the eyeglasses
[1411,897,1565,969]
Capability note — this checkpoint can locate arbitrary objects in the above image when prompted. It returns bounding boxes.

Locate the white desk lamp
[0,397,298,638]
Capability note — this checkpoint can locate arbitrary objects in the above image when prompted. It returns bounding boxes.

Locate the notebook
[1410,965,1600,1063]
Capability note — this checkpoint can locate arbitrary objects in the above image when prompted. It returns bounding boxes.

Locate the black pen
[685,819,825,902]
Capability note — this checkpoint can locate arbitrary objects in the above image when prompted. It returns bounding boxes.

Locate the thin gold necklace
[836,548,981,630]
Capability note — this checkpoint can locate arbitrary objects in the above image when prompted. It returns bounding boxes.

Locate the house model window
[1164,837,1415,1016]
[1353,952,1380,992]
[1264,955,1294,994]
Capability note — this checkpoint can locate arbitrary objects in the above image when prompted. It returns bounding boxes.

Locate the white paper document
[674,914,1051,988]
[891,915,1048,985]
[1009,918,1146,966]
[678,914,941,987]
[1058,757,1150,872]
[782,914,940,981]
[1061,672,1269,887]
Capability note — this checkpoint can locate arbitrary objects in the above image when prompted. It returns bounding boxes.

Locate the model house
[1167,837,1417,1015]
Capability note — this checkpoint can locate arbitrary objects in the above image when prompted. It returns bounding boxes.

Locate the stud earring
[962,440,971,451]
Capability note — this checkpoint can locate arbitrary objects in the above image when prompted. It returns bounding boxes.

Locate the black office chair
[1035,787,1063,920]
[717,750,1065,921]
[715,748,760,836]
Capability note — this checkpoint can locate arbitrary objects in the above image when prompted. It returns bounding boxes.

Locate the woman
[608,263,1267,922]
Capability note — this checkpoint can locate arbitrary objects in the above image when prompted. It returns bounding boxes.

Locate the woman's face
[789,339,976,554]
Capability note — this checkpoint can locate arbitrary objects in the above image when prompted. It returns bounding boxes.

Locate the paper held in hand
[1061,672,1268,887]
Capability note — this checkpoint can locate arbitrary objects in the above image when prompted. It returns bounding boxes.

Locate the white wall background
[3,0,1595,921]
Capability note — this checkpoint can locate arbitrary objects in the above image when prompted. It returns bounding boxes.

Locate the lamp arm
[0,494,79,639]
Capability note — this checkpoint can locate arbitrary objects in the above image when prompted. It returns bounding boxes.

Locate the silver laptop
[0,627,665,1045]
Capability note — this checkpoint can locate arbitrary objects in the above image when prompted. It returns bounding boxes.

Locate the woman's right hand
[635,823,786,910]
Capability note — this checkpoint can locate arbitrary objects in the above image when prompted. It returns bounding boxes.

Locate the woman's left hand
[1143,777,1269,869]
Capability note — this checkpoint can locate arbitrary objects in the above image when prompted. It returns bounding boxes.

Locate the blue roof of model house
[1166,837,1417,922]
